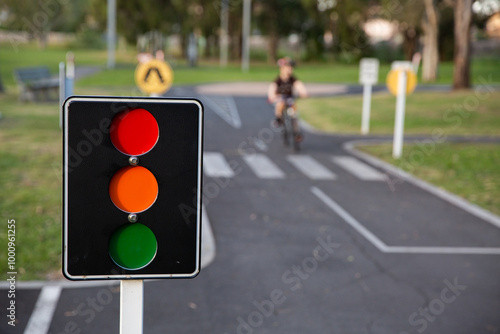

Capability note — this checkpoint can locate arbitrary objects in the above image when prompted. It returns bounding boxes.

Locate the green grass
[0,92,62,280]
[2,43,499,89]
[358,143,500,216]
[0,43,137,86]
[299,91,500,136]
[75,57,500,87]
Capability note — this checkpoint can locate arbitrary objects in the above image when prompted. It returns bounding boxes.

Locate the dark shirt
[274,75,297,98]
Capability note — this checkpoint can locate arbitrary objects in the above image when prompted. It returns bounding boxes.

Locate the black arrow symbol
[144,67,164,83]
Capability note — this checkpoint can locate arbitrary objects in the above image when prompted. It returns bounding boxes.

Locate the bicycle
[275,97,303,152]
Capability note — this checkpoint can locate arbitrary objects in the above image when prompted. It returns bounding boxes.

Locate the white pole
[58,62,65,129]
[220,0,229,67]
[393,70,407,159]
[241,0,251,72]
[361,84,372,135]
[107,0,116,69]
[65,52,75,97]
[120,280,143,334]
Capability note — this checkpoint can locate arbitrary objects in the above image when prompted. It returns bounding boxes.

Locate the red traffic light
[110,108,159,156]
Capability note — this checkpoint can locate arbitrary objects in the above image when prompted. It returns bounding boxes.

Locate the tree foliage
[254,0,306,62]
[0,0,83,47]
[0,0,489,79]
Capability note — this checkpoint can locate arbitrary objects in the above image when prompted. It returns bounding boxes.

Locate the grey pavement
[74,66,102,81]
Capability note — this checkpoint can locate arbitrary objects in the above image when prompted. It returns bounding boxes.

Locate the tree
[298,0,372,62]
[380,0,424,60]
[2,0,66,48]
[421,0,439,82]
[453,0,472,89]
[332,0,371,62]
[254,0,307,63]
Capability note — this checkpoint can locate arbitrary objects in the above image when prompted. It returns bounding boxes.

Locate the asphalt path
[1,83,500,334]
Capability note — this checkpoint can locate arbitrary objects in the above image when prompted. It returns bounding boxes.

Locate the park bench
[14,66,59,102]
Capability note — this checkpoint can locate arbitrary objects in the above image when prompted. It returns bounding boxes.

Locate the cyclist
[267,57,308,128]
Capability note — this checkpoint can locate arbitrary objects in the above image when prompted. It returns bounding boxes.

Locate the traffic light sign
[63,96,203,280]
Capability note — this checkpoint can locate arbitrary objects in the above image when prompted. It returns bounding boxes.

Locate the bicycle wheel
[291,116,301,152]
[281,112,290,147]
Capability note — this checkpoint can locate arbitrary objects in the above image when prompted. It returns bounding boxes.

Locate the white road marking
[332,156,386,181]
[202,95,242,129]
[311,186,386,251]
[201,205,216,269]
[311,186,500,255]
[287,155,336,180]
[23,286,62,334]
[344,140,500,229]
[383,246,500,254]
[203,152,234,178]
[242,154,285,179]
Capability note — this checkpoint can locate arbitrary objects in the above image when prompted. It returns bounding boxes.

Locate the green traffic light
[109,223,157,270]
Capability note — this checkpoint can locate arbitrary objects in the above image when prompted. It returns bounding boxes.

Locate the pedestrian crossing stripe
[287,155,337,180]
[242,154,285,179]
[332,156,386,181]
[203,152,386,181]
[203,152,235,178]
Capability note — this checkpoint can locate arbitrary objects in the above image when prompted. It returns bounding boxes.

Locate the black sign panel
[63,96,203,280]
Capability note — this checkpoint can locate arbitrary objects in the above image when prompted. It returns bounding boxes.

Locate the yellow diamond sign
[135,59,174,95]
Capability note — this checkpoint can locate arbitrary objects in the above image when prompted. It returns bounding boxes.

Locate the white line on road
[243,154,285,179]
[311,186,500,255]
[332,156,386,181]
[287,155,336,180]
[23,285,62,334]
[201,205,216,268]
[203,152,235,178]
[202,95,242,129]
[311,186,387,251]
[384,246,500,254]
[344,140,500,230]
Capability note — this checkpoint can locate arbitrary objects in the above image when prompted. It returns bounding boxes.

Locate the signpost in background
[359,58,379,135]
[107,0,116,69]
[241,0,251,72]
[59,52,76,128]
[386,61,417,159]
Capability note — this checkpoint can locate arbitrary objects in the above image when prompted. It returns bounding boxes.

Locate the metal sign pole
[392,70,407,159]
[241,0,251,72]
[359,58,379,135]
[220,0,229,67]
[107,0,117,69]
[120,280,144,334]
[361,83,372,135]
[59,62,65,129]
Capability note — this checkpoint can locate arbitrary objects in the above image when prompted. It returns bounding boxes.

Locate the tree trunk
[453,0,472,89]
[402,28,418,60]
[267,30,279,64]
[422,0,439,82]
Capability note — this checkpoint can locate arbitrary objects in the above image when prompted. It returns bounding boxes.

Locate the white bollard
[361,83,373,135]
[392,70,407,159]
